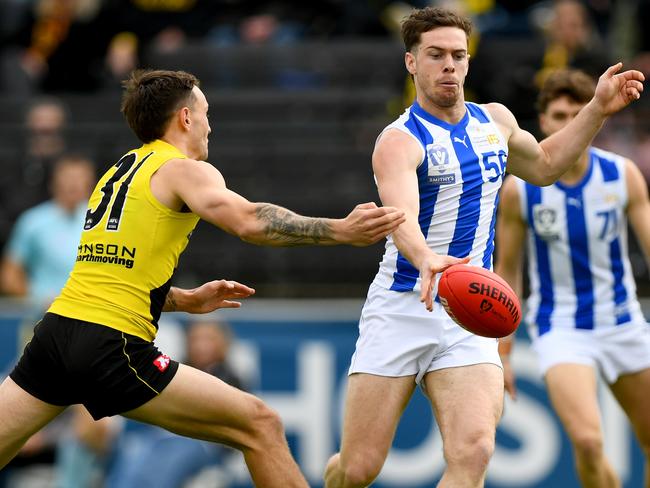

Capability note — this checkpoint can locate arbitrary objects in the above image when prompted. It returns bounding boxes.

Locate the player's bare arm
[252,201,403,246]
[152,158,405,247]
[373,129,467,311]
[489,64,644,186]
[494,176,527,400]
[625,160,650,267]
[163,279,256,313]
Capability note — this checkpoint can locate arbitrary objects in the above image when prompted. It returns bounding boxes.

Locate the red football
[438,264,521,338]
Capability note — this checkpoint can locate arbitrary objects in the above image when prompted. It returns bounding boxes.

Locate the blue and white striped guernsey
[372,101,508,293]
[516,147,645,337]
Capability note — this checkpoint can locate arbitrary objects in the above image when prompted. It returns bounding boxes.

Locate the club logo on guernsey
[76,242,136,269]
[153,354,171,372]
[426,143,456,185]
[532,205,561,240]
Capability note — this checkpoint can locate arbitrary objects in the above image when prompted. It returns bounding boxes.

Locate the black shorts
[10,312,179,420]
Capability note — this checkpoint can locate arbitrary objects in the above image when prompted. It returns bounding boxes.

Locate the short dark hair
[537,69,595,113]
[401,6,472,52]
[121,69,199,143]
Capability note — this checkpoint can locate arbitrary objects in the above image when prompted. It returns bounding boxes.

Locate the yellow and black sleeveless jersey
[49,139,200,341]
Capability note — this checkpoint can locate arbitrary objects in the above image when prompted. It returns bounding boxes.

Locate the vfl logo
[479,299,493,313]
[532,204,560,240]
[153,354,171,372]
[453,135,468,147]
[426,143,456,185]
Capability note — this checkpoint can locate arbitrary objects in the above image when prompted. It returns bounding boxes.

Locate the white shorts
[531,323,650,384]
[349,283,501,384]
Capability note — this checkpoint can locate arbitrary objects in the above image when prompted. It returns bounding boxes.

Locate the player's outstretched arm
[373,129,467,312]
[158,158,405,247]
[164,279,256,313]
[493,64,644,186]
[252,201,406,247]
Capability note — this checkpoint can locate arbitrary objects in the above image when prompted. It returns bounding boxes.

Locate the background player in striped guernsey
[0,70,406,488]
[496,69,650,488]
[324,7,644,488]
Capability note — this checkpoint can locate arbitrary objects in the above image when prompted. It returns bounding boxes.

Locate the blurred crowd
[0,0,648,95]
[0,0,649,166]
[0,0,430,94]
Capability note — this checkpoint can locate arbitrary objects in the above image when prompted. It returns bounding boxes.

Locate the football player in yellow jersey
[0,70,406,487]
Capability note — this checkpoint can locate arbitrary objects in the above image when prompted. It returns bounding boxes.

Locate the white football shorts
[349,282,501,384]
[531,323,650,384]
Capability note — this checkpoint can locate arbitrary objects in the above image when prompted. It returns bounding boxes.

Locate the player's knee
[572,431,604,461]
[247,397,285,445]
[339,451,385,487]
[444,432,495,473]
[340,462,382,487]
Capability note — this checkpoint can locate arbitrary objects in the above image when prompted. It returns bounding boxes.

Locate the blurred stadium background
[1,0,649,486]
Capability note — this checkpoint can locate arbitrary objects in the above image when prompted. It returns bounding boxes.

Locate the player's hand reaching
[419,253,470,311]
[165,280,255,313]
[337,202,406,246]
[592,63,644,116]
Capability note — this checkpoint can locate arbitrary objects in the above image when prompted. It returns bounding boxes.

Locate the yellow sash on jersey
[49,140,200,341]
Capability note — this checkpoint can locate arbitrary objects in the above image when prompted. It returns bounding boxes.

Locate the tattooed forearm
[255,204,334,245]
[163,288,177,312]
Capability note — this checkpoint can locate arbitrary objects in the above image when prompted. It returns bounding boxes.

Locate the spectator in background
[465,0,614,128]
[102,31,139,92]
[185,318,244,390]
[536,0,612,85]
[0,153,95,487]
[205,1,342,46]
[23,97,67,163]
[0,97,70,249]
[100,0,223,60]
[21,97,68,195]
[56,405,119,488]
[106,317,246,488]
[5,0,114,93]
[0,154,95,308]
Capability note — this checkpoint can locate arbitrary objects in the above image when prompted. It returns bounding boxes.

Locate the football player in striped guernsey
[497,69,650,488]
[325,6,644,488]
